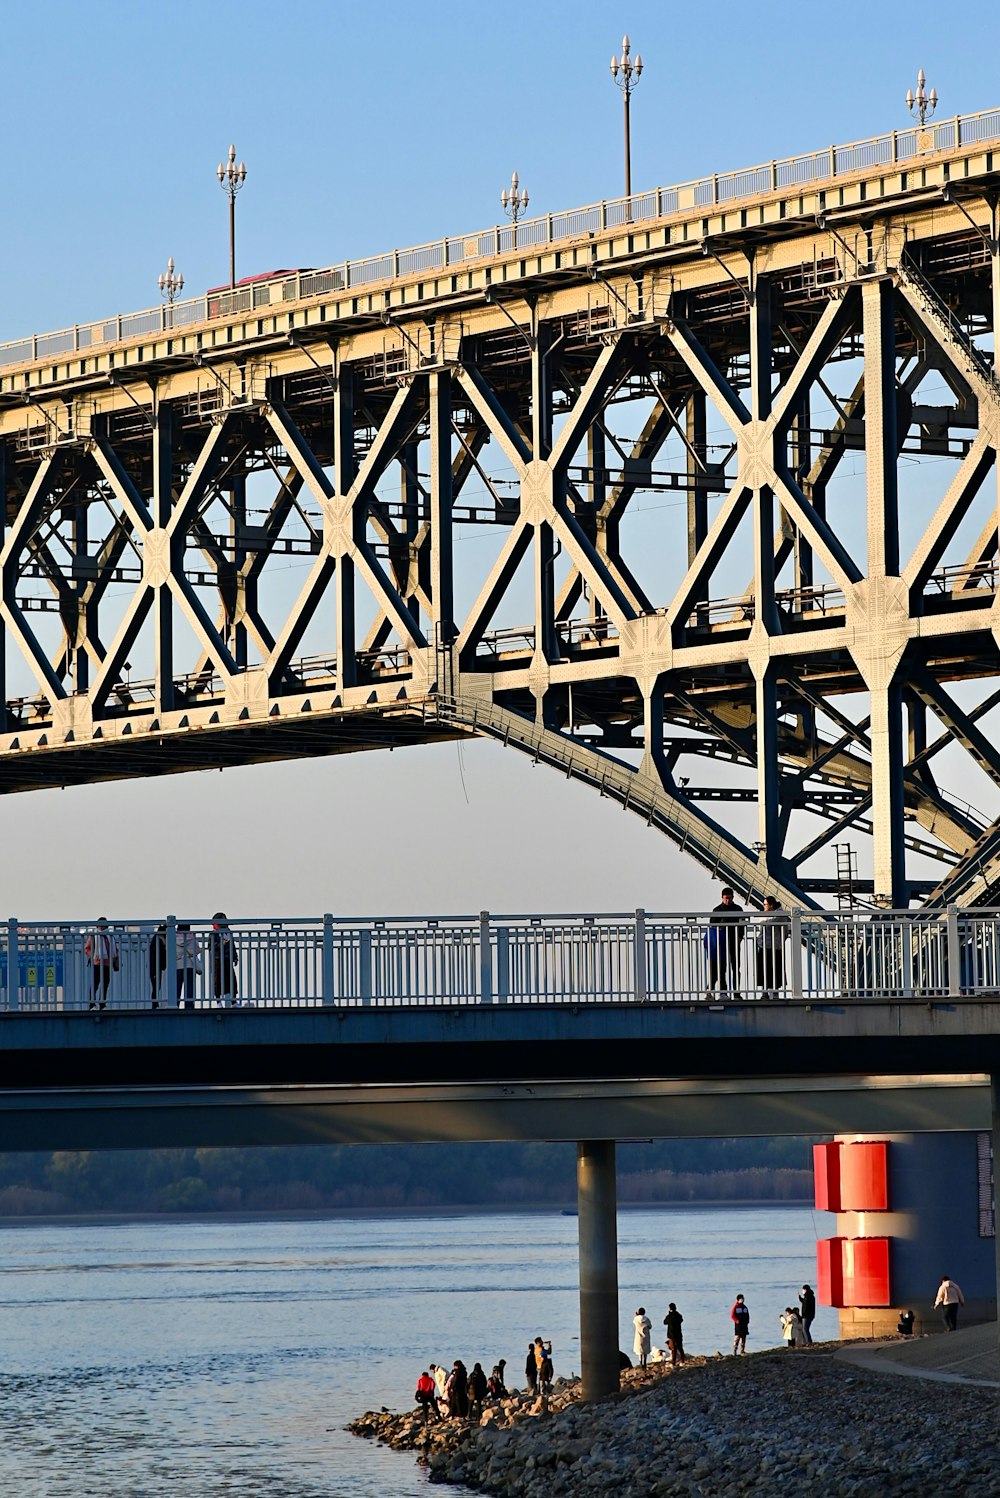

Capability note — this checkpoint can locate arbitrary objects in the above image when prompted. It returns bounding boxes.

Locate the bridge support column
[577,1139,619,1401]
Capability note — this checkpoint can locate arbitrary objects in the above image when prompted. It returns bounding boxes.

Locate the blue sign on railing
[0,955,64,988]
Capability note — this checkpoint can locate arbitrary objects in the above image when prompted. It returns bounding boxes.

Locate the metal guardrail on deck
[1,909,998,1014]
[2,107,1000,374]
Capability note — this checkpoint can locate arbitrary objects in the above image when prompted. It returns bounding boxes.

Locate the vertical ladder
[835,842,858,910]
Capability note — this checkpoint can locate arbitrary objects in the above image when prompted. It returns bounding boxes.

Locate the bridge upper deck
[2,105,1000,400]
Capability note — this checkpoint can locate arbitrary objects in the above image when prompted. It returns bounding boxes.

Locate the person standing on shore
[780,1307,806,1348]
[933,1273,965,1331]
[524,1343,538,1394]
[731,1293,750,1354]
[445,1360,468,1418]
[632,1307,652,1369]
[663,1303,685,1365]
[430,1362,448,1414]
[415,1370,440,1423]
[798,1283,816,1344]
[467,1362,488,1420]
[534,1336,553,1394]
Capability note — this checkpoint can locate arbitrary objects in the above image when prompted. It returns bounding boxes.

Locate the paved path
[836,1322,999,1386]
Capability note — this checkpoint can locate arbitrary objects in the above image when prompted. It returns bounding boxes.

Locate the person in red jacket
[414,1370,440,1422]
[731,1293,750,1354]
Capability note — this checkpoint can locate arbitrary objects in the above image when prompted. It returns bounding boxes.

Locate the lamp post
[501,171,529,248]
[906,69,938,128]
[158,257,184,329]
[217,143,247,290]
[610,34,643,198]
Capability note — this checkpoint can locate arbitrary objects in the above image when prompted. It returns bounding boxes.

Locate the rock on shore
[350,1347,999,1497]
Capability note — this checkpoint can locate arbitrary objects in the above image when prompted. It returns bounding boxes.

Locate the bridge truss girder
[5,196,1000,908]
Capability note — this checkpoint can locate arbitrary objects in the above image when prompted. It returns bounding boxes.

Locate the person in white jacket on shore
[632,1308,652,1369]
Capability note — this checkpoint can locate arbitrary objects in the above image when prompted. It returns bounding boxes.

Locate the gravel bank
[350,1346,999,1496]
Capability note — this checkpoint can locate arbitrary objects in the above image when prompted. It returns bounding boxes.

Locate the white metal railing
[1,908,998,1014]
[2,107,999,377]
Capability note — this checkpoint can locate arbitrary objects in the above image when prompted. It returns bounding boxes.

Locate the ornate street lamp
[217,143,248,290]
[610,34,643,197]
[158,256,184,329]
[906,69,938,128]
[501,171,529,248]
[158,257,184,304]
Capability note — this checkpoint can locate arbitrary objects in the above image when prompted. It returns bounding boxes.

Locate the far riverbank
[0,1197,816,1228]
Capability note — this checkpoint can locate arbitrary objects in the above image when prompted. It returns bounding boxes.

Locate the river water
[0,1205,837,1497]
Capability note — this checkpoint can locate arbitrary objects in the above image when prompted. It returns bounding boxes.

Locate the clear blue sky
[1,1,996,918]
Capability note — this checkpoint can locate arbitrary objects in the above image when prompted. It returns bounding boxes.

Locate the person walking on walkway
[209,912,239,1005]
[707,887,746,998]
[632,1307,652,1369]
[148,923,168,1008]
[663,1303,686,1365]
[175,922,202,1008]
[934,1273,965,1331]
[85,918,119,1010]
[755,895,788,998]
[731,1293,750,1354]
[798,1283,816,1344]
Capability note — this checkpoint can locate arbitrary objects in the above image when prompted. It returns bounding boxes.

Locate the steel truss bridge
[8,108,1000,909]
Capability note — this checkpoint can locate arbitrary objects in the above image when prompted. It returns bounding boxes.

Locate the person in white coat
[632,1307,652,1369]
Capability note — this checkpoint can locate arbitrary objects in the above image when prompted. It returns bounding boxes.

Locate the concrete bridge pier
[577,1139,620,1401]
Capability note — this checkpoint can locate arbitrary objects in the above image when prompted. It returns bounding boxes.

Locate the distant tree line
[0,1137,816,1216]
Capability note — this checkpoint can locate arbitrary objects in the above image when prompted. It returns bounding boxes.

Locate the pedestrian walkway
[836,1322,999,1387]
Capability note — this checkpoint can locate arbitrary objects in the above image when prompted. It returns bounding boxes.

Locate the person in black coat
[467,1362,488,1419]
[798,1283,816,1344]
[524,1342,538,1392]
[148,924,168,1009]
[445,1360,469,1418]
[664,1302,686,1364]
[209,912,239,1005]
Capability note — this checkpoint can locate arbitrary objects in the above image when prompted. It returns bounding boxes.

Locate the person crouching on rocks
[429,1363,448,1416]
[415,1370,440,1423]
[632,1307,652,1369]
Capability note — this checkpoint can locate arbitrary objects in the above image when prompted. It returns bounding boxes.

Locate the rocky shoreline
[350,1344,999,1496]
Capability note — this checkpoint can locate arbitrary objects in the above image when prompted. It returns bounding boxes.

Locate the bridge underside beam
[0,1074,987,1152]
